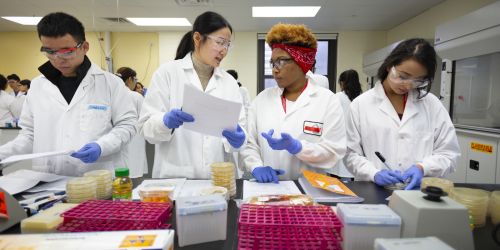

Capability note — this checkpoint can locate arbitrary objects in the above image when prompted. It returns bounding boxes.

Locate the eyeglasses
[205,35,232,51]
[40,42,83,59]
[389,66,430,89]
[269,58,294,70]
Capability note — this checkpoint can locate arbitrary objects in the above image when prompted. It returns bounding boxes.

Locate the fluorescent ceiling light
[252,6,321,17]
[126,18,191,26]
[1,16,42,25]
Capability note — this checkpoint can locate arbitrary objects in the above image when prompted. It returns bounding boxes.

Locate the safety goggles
[389,66,430,89]
[205,35,232,51]
[269,57,294,70]
[40,42,83,59]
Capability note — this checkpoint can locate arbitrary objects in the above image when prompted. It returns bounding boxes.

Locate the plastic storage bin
[374,237,454,250]
[176,194,228,247]
[138,183,174,203]
[337,204,401,250]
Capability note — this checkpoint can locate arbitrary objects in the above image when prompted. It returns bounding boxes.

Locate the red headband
[272,43,317,74]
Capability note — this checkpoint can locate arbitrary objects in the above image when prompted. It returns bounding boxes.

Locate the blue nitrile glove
[374,169,404,186]
[222,124,245,148]
[402,165,424,190]
[252,166,286,183]
[261,129,302,154]
[71,142,102,163]
[162,108,194,129]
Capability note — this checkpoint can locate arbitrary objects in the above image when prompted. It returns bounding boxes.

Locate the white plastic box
[176,194,228,247]
[374,237,455,250]
[337,204,401,250]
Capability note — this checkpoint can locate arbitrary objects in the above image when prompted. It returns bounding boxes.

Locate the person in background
[345,38,460,190]
[138,11,246,179]
[306,60,329,90]
[6,74,23,97]
[134,82,145,96]
[18,79,31,94]
[331,69,363,179]
[116,66,148,178]
[0,12,137,176]
[240,23,346,182]
[226,69,251,124]
[336,69,362,114]
[0,74,17,126]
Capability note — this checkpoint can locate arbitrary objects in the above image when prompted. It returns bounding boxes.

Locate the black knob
[421,186,447,202]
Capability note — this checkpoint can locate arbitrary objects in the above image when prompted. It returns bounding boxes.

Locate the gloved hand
[261,129,302,154]
[374,169,404,186]
[71,142,102,163]
[402,165,424,190]
[163,108,194,129]
[222,124,245,148]
[252,166,286,183]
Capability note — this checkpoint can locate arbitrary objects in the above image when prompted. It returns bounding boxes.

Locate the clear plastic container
[449,187,489,227]
[490,191,500,225]
[138,183,174,203]
[112,168,132,201]
[66,177,97,203]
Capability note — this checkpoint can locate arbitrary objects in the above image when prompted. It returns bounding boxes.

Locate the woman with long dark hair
[345,38,460,190]
[138,11,246,179]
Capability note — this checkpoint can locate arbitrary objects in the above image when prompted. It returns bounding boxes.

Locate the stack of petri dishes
[66,177,97,203]
[210,162,236,197]
[490,191,500,225]
[449,187,490,227]
[83,170,113,200]
[421,177,454,194]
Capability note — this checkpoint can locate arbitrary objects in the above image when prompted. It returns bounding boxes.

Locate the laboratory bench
[3,179,500,250]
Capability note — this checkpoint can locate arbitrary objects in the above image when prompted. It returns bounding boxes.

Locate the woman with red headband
[240,24,346,182]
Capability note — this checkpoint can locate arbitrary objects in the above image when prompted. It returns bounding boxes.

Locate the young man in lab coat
[0,12,137,176]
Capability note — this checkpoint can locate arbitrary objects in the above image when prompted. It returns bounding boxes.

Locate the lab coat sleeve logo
[303,121,323,136]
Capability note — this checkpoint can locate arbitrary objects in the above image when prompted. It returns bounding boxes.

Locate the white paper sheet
[0,150,74,165]
[182,84,242,137]
[0,176,38,195]
[0,169,68,195]
[132,178,187,200]
[25,178,71,193]
[243,180,302,200]
[176,180,214,198]
[7,169,67,182]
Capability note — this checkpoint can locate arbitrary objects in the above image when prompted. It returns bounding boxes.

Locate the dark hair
[135,82,144,89]
[37,12,86,42]
[339,69,362,101]
[0,74,7,90]
[20,79,31,89]
[377,38,436,98]
[226,70,241,87]
[7,74,20,81]
[175,11,232,60]
[116,67,137,84]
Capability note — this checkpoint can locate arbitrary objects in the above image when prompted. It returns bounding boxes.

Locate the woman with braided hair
[240,23,346,182]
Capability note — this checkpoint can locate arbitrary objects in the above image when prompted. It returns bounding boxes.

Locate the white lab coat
[138,53,246,179]
[330,91,354,178]
[239,86,251,125]
[345,82,460,181]
[0,64,137,176]
[0,90,16,125]
[306,71,330,89]
[240,83,346,180]
[122,90,148,178]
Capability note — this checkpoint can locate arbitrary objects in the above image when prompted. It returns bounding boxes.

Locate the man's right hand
[163,109,194,129]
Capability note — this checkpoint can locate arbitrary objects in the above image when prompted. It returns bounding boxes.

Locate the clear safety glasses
[40,42,83,59]
[205,35,232,51]
[389,66,430,89]
[269,57,294,70]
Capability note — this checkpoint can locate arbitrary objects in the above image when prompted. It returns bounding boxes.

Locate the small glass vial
[112,168,132,201]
